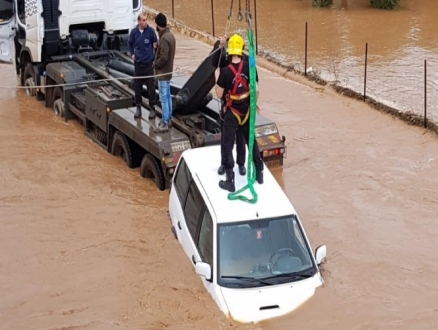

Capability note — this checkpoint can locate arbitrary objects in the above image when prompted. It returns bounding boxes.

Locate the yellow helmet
[227,34,244,56]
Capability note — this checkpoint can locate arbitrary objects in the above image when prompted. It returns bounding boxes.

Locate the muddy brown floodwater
[2,30,438,330]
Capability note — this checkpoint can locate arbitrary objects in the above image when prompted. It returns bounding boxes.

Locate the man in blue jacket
[128,13,158,119]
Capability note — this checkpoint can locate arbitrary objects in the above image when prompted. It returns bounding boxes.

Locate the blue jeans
[158,80,172,124]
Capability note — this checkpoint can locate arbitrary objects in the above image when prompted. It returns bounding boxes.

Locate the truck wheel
[24,63,36,98]
[140,154,165,191]
[52,87,65,117]
[111,132,134,168]
[23,63,44,101]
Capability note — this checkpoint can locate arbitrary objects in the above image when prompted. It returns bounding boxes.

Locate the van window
[198,208,213,267]
[133,0,140,10]
[184,180,205,240]
[0,0,13,22]
[217,215,315,288]
[173,158,191,204]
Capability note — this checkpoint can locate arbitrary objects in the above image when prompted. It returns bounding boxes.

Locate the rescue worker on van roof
[214,34,264,192]
[128,12,158,120]
[210,35,247,177]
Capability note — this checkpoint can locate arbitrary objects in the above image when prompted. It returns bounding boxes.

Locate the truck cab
[0,0,15,64]
[0,0,141,79]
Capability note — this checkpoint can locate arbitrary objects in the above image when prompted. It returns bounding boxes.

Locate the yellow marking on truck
[268,135,280,143]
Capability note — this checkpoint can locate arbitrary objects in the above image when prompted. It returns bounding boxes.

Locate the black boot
[256,171,264,184]
[239,165,246,176]
[149,106,156,119]
[219,171,235,192]
[134,105,142,119]
[217,165,225,175]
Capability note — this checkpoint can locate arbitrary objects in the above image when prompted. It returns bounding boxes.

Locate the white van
[168,145,327,324]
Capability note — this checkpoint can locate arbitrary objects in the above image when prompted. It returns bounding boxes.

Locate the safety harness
[225,0,259,204]
[224,61,250,125]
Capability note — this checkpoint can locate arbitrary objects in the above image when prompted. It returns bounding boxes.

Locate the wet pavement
[1,29,438,329]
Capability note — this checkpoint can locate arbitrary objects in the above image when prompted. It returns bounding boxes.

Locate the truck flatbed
[110,107,191,167]
[5,0,286,191]
[19,50,286,191]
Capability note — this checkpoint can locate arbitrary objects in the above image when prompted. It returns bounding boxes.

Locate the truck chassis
[21,50,286,190]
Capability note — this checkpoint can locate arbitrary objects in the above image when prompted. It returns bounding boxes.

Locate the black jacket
[154,27,176,81]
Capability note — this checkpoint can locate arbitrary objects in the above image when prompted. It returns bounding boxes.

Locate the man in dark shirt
[215,34,264,193]
[128,13,158,119]
[210,36,247,177]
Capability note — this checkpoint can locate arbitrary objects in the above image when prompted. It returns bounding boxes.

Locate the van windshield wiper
[221,275,273,285]
[262,270,315,281]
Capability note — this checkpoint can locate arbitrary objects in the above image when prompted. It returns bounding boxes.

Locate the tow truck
[0,0,286,190]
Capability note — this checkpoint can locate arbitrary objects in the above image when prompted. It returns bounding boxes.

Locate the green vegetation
[312,0,332,8]
[370,0,400,9]
[311,0,400,9]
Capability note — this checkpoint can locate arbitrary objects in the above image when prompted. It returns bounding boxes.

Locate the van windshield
[217,215,316,288]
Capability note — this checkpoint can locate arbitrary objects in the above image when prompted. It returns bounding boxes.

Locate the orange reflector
[262,148,285,158]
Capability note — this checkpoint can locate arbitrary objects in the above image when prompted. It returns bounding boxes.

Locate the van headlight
[255,124,278,137]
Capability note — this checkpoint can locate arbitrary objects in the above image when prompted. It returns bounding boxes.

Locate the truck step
[69,104,86,122]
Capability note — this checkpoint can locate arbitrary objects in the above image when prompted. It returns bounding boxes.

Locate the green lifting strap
[227,27,258,204]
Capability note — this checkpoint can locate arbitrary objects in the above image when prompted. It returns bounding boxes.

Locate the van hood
[220,275,323,324]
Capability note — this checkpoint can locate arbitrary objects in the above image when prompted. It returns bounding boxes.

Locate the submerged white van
[168,145,327,324]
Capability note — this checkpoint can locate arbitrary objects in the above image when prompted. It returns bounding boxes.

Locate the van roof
[182,145,297,224]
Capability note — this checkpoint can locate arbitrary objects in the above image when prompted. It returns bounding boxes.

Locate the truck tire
[111,131,134,168]
[23,63,44,101]
[52,87,65,117]
[23,63,36,98]
[140,154,165,191]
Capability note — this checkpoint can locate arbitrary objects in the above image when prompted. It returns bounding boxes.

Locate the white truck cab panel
[14,0,42,62]
[133,0,141,28]
[59,0,134,38]
[0,0,16,63]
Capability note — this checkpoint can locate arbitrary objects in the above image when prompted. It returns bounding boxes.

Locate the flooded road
[2,30,438,329]
[150,0,438,122]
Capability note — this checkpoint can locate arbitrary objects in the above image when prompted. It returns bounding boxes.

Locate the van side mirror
[195,262,212,281]
[315,245,327,265]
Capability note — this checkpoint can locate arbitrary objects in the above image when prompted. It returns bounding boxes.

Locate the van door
[168,157,194,257]
[180,179,206,264]
[0,0,16,64]
[196,208,217,290]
